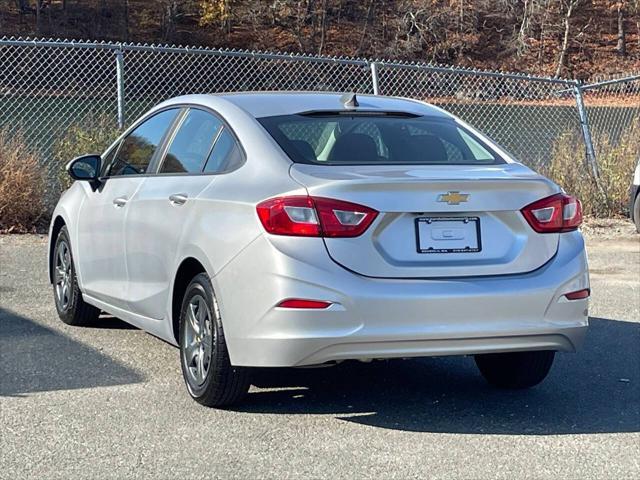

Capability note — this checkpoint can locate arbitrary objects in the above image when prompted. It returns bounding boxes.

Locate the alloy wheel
[54,240,72,310]
[183,294,214,386]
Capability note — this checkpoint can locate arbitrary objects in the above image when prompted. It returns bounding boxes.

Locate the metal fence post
[370,62,380,95]
[573,81,599,180]
[115,46,125,129]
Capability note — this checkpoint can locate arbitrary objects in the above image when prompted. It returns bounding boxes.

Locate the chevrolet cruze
[49,92,590,406]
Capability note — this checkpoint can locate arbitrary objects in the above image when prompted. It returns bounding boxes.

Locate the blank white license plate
[416,217,481,253]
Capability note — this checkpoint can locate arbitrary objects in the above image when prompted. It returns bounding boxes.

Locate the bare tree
[635,0,640,47]
[317,0,329,55]
[293,0,308,51]
[356,0,375,55]
[123,0,130,42]
[160,0,180,41]
[555,0,581,78]
[536,0,552,66]
[35,0,42,34]
[615,1,627,55]
[516,0,531,56]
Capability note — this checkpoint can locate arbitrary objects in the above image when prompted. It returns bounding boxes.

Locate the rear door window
[203,128,244,173]
[159,109,223,174]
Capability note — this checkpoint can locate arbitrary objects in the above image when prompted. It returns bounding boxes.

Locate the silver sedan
[48,92,590,407]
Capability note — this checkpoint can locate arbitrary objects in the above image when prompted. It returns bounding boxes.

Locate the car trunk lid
[290,163,560,278]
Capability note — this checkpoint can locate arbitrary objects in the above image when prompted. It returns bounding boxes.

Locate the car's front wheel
[179,273,251,407]
[474,350,555,389]
[52,226,101,326]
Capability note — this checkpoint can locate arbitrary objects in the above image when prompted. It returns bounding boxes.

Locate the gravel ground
[1,222,638,479]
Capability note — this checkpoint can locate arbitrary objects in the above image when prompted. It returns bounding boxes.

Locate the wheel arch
[631,185,640,221]
[171,257,208,343]
[48,215,67,284]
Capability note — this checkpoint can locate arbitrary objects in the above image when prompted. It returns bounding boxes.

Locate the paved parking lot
[1,223,639,479]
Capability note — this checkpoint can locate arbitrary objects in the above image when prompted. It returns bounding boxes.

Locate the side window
[108,109,178,176]
[203,128,243,174]
[160,109,223,174]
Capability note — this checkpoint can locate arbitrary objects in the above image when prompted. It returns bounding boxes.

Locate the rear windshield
[258,113,504,165]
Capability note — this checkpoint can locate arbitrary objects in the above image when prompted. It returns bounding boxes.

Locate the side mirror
[67,155,101,182]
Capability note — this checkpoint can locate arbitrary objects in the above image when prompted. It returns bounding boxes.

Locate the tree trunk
[317,0,328,56]
[124,0,130,42]
[225,0,232,36]
[616,3,626,55]
[538,0,551,66]
[555,1,576,78]
[61,0,67,26]
[517,0,530,56]
[294,0,306,51]
[35,0,41,34]
[356,0,375,55]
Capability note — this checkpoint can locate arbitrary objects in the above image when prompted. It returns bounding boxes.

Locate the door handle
[169,193,188,206]
[113,196,128,207]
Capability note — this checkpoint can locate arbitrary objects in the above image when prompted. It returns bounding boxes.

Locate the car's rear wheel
[474,350,555,389]
[53,226,101,326]
[179,273,250,407]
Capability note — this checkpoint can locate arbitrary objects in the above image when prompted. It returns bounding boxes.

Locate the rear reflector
[256,195,378,237]
[565,288,590,300]
[276,299,332,309]
[521,193,583,233]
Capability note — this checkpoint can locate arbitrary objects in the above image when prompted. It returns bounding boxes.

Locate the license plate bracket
[415,217,481,254]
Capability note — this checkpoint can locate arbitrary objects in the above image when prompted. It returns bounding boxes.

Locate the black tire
[52,226,101,326]
[634,193,640,234]
[179,273,250,407]
[474,350,555,389]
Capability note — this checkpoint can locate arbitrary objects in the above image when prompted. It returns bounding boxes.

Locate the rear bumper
[214,231,589,367]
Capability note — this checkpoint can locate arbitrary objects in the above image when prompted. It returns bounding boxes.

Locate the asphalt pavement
[1,223,638,479]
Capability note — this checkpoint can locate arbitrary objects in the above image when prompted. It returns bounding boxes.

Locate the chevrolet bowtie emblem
[437,191,469,205]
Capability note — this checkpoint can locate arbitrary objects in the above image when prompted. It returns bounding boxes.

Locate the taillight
[521,193,582,233]
[256,196,320,236]
[256,195,378,237]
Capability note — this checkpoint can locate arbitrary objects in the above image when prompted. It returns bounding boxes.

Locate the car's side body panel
[124,174,215,320]
[50,93,306,345]
[76,177,146,309]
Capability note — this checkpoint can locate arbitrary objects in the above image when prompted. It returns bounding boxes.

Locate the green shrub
[541,120,639,218]
[54,115,121,190]
[0,129,46,232]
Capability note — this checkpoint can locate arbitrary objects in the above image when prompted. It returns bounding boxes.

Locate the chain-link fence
[1,37,638,209]
[580,75,640,161]
[376,62,589,169]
